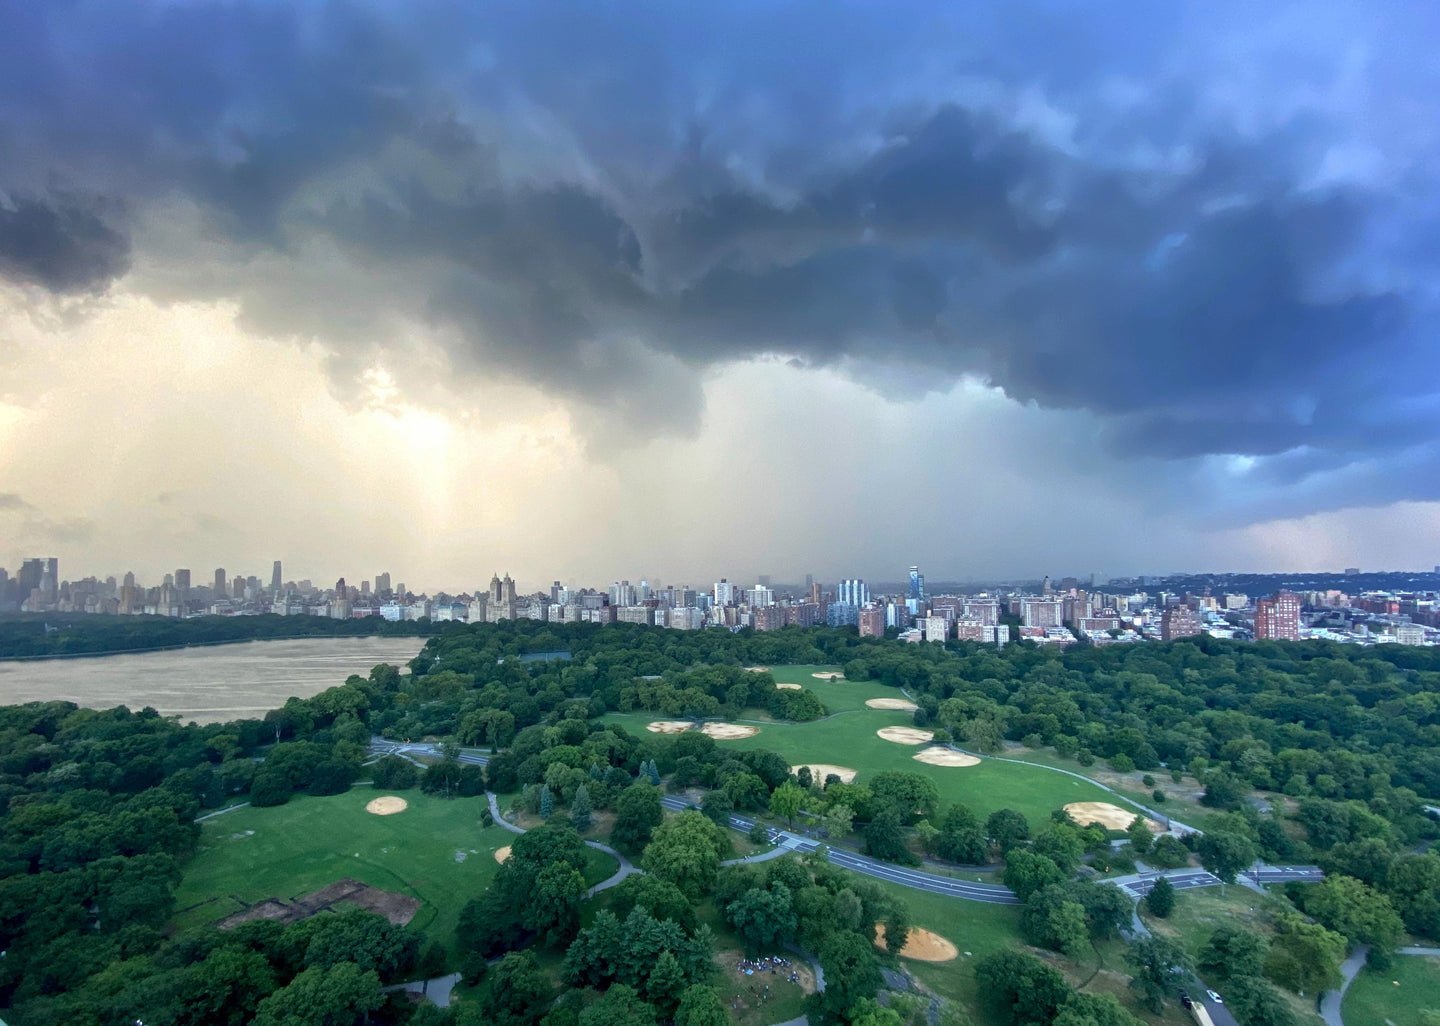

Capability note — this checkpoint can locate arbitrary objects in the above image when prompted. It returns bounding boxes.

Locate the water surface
[0,637,426,724]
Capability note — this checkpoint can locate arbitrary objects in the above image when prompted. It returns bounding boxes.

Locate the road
[1113,864,1323,899]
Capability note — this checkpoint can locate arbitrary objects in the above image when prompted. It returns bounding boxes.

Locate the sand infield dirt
[913,749,981,767]
[1063,801,1162,831]
[874,925,959,962]
[877,726,936,745]
[776,682,802,690]
[811,671,846,679]
[866,697,919,711]
[494,846,511,864]
[796,764,858,784]
[743,666,772,673]
[702,723,760,740]
[365,796,409,816]
[647,721,695,734]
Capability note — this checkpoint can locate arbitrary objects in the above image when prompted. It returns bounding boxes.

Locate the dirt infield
[647,720,695,734]
[811,671,845,679]
[217,878,421,930]
[877,726,935,745]
[702,722,760,740]
[874,925,959,962]
[913,748,981,767]
[743,666,772,673]
[366,796,408,815]
[776,682,802,690]
[495,846,511,864]
[1063,801,1161,831]
[796,764,857,784]
[866,697,919,711]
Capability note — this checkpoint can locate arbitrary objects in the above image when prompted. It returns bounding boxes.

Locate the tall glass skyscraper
[909,566,925,600]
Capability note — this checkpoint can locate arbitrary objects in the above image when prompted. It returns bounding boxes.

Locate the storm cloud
[2,0,1437,518]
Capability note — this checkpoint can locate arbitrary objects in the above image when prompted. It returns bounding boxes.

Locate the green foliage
[1299,874,1405,953]
[674,984,729,1026]
[1003,847,1066,901]
[1145,876,1176,918]
[612,782,665,854]
[1148,834,1192,868]
[808,930,883,1025]
[540,783,555,818]
[473,951,552,1026]
[884,899,911,956]
[371,754,420,790]
[864,807,918,865]
[1021,884,1090,957]
[1126,935,1189,1013]
[1197,831,1258,883]
[974,949,1073,1026]
[571,783,593,832]
[986,808,1031,854]
[1265,911,1346,995]
[1198,926,1270,981]
[252,962,383,1026]
[641,810,731,899]
[1224,975,1298,1026]
[725,882,798,952]
[769,779,805,828]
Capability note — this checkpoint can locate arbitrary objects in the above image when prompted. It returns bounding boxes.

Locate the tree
[674,984,729,1026]
[974,949,1073,1026]
[250,770,293,808]
[885,900,912,957]
[609,875,698,933]
[642,810,730,899]
[769,780,804,829]
[1302,875,1404,954]
[295,908,417,978]
[808,930,883,1025]
[252,963,383,1026]
[475,951,552,1026]
[870,771,941,822]
[1032,825,1084,874]
[540,784,554,818]
[724,884,797,953]
[1197,832,1257,889]
[527,860,588,946]
[1003,848,1066,902]
[748,820,769,845]
[644,950,688,1013]
[1144,876,1175,918]
[824,804,856,841]
[571,784,593,833]
[1148,834,1192,869]
[180,945,277,1026]
[864,807,917,865]
[1224,975,1298,1026]
[1055,992,1146,1026]
[987,809,1031,854]
[1198,925,1270,981]
[1021,885,1090,958]
[612,782,664,854]
[1126,817,1154,856]
[700,789,734,828]
[796,766,814,789]
[1126,935,1188,1013]
[1265,912,1345,996]
[1385,853,1440,938]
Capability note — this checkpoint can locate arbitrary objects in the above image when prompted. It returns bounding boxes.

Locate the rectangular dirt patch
[217,877,421,929]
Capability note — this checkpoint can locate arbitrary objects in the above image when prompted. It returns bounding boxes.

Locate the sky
[2,0,1439,591]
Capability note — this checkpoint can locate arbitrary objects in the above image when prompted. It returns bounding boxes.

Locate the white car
[1206,990,1223,1004]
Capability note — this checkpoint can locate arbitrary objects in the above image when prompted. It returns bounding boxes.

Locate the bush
[250,770,293,807]
[1142,775,1155,787]
[748,821,769,845]
[1153,789,1167,803]
[1109,753,1136,773]
[1077,750,1095,767]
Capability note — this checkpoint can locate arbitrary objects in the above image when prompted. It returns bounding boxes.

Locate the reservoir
[0,637,427,724]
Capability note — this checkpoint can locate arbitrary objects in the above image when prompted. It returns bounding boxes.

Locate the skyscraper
[837,579,869,606]
[908,566,924,600]
[376,572,391,597]
[214,568,226,596]
[271,561,283,593]
[175,569,191,609]
[1255,592,1301,641]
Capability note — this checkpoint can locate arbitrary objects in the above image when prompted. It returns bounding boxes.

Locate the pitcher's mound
[494,846,511,864]
[878,726,935,745]
[1063,801,1160,831]
[776,682,802,690]
[796,764,857,784]
[812,671,845,679]
[743,666,771,673]
[702,723,760,740]
[913,749,980,767]
[866,697,919,711]
[647,721,694,734]
[874,925,959,962]
[366,796,408,816]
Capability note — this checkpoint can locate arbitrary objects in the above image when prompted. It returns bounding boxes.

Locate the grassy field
[605,666,1129,829]
[172,788,618,956]
[1343,956,1440,1026]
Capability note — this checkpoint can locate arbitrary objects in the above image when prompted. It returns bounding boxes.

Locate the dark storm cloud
[2,0,1437,511]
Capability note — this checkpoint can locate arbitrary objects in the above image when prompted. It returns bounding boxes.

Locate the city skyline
[4,3,1440,585]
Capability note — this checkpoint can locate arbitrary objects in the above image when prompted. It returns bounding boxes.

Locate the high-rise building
[213,568,226,596]
[858,604,886,637]
[1255,591,1301,641]
[909,566,925,600]
[922,616,949,643]
[376,572,391,596]
[271,561,283,593]
[714,579,736,606]
[1161,607,1203,642]
[175,569,191,610]
[18,559,43,603]
[1021,598,1064,628]
[837,579,869,606]
[955,618,986,642]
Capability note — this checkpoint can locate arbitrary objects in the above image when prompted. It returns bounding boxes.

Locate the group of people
[731,954,802,1009]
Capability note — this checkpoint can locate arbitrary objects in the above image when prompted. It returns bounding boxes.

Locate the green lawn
[1139,886,1278,963]
[172,788,617,957]
[1343,955,1440,1026]
[606,668,1130,830]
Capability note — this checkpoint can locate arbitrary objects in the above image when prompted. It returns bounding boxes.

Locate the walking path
[1320,948,1370,1026]
[485,791,638,897]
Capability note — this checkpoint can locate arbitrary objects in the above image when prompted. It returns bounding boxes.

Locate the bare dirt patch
[366,795,408,816]
[743,666,772,673]
[796,764,858,784]
[913,748,981,767]
[702,722,760,740]
[877,726,935,745]
[811,671,845,679]
[647,720,695,734]
[1063,801,1161,831]
[866,697,919,711]
[495,846,512,864]
[776,682,802,690]
[874,925,959,962]
[217,878,421,930]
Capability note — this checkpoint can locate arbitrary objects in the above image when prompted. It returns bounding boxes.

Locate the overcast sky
[2,1,1439,591]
